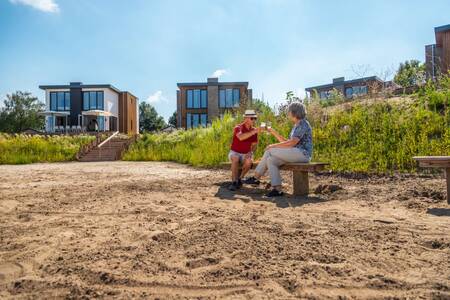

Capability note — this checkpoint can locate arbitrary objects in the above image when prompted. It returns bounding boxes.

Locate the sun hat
[243,110,258,118]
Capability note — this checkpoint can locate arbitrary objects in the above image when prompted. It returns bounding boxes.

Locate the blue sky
[0,0,449,120]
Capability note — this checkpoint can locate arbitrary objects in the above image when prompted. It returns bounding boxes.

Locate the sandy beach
[0,161,449,299]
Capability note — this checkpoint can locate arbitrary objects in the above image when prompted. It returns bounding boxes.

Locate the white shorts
[228,150,253,164]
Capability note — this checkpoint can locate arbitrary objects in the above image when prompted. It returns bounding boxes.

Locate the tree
[168,111,177,127]
[139,102,165,132]
[0,91,44,133]
[393,60,426,87]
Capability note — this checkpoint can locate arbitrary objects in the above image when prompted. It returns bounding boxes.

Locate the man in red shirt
[228,110,261,191]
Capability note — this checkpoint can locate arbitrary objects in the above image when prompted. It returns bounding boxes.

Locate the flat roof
[177,81,248,88]
[435,24,450,33]
[39,83,123,94]
[305,76,383,91]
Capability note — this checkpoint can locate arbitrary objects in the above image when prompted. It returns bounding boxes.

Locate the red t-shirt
[230,123,258,154]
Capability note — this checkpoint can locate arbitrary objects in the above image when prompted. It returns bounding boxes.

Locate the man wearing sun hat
[228,110,262,191]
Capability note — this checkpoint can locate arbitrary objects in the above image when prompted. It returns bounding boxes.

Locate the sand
[0,161,449,299]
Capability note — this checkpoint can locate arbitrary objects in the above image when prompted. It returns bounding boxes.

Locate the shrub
[0,134,95,164]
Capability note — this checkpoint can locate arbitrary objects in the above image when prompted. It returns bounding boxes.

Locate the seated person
[245,102,313,197]
[228,110,261,191]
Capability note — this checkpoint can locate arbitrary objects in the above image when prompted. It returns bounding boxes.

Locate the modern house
[39,82,139,134]
[425,24,450,79]
[176,77,252,129]
[305,76,384,100]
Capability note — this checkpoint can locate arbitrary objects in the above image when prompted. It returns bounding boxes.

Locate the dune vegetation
[0,134,95,164]
[124,78,450,173]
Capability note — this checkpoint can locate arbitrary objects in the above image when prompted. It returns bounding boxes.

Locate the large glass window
[200,114,207,126]
[83,92,89,110]
[193,90,200,108]
[64,92,70,110]
[186,89,207,108]
[50,93,57,110]
[219,90,226,108]
[192,114,199,128]
[49,91,70,111]
[345,87,353,98]
[353,86,368,96]
[186,113,192,129]
[186,113,208,129]
[82,91,104,110]
[200,90,207,108]
[187,90,193,108]
[219,88,241,108]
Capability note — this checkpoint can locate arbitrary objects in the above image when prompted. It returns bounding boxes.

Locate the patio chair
[76,125,81,133]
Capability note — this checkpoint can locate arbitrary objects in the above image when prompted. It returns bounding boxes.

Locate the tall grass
[124,82,449,173]
[0,134,95,164]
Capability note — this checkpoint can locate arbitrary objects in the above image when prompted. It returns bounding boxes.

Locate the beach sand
[0,161,449,299]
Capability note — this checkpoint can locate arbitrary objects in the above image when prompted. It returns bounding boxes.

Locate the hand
[256,127,264,134]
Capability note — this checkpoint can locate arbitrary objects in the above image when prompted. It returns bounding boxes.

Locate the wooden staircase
[78,133,136,162]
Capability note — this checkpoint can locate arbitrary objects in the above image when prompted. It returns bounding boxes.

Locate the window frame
[49,91,70,111]
[82,91,105,111]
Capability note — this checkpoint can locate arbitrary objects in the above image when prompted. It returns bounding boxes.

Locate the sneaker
[228,181,240,191]
[265,189,284,197]
[242,176,260,185]
[237,179,243,188]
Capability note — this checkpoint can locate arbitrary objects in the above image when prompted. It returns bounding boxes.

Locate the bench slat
[221,161,329,172]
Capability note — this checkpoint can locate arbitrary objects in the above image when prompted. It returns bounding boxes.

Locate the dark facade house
[39,82,139,135]
[426,24,450,79]
[305,76,384,100]
[176,77,252,129]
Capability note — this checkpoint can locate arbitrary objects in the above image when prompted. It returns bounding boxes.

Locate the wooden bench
[413,156,450,204]
[221,161,329,196]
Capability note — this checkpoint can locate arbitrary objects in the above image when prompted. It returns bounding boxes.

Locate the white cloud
[146,90,167,104]
[9,0,59,13]
[211,69,228,78]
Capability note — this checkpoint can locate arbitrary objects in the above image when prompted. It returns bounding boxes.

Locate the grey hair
[288,102,307,119]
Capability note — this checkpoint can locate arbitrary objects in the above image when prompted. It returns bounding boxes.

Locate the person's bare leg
[230,155,240,182]
[240,158,252,179]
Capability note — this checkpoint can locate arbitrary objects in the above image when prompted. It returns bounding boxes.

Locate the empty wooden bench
[221,161,329,196]
[413,156,450,204]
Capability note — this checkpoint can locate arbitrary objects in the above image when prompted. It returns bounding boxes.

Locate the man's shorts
[228,150,253,164]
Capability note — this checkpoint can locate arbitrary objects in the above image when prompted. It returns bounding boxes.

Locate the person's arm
[245,142,258,159]
[267,128,287,142]
[266,137,299,150]
[236,127,260,141]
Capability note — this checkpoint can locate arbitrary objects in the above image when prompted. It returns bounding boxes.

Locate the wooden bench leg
[446,168,450,205]
[293,171,309,197]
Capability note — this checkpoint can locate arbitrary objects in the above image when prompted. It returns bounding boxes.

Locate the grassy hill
[124,80,449,173]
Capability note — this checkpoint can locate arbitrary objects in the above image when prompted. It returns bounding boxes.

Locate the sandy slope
[0,161,449,299]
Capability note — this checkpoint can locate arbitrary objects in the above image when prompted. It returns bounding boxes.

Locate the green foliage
[124,115,237,167]
[168,111,177,127]
[0,134,95,164]
[0,91,45,133]
[139,102,166,132]
[394,59,426,87]
[124,80,449,173]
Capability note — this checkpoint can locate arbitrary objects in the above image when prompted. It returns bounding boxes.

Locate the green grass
[124,82,450,173]
[0,134,95,164]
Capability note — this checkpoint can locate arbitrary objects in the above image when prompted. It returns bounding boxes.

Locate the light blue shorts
[228,150,253,164]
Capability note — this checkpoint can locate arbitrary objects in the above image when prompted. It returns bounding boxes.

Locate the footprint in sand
[0,200,19,213]
[0,262,24,282]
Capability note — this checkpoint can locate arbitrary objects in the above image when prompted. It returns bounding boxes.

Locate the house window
[353,86,368,96]
[186,89,207,108]
[345,87,353,98]
[186,113,208,129]
[319,91,330,99]
[219,88,240,108]
[83,91,104,110]
[49,92,70,111]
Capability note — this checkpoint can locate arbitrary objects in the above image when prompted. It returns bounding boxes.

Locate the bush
[0,134,95,164]
[124,78,450,173]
